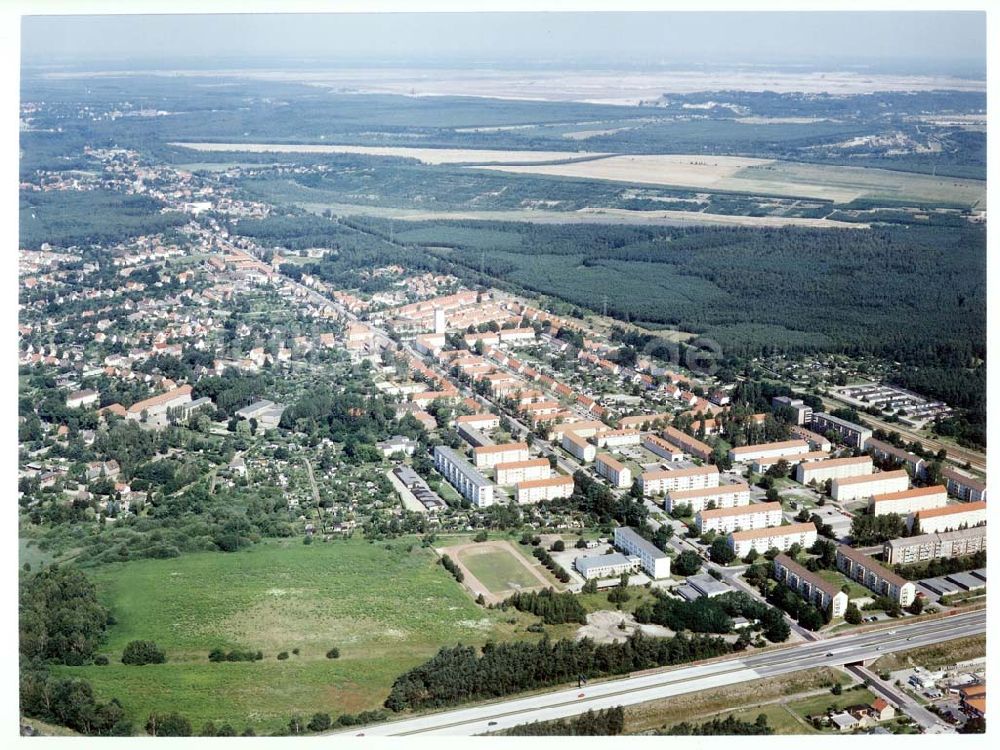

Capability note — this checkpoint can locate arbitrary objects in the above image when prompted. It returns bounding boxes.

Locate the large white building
[472,441,530,469]
[773,553,848,619]
[869,484,948,517]
[515,475,574,504]
[614,527,670,579]
[667,482,750,514]
[728,439,809,464]
[575,552,638,580]
[596,453,632,489]
[126,384,193,422]
[883,526,987,566]
[728,522,817,558]
[562,432,596,463]
[641,465,719,496]
[433,446,495,507]
[695,501,783,535]
[596,429,642,448]
[912,501,987,535]
[494,458,550,486]
[831,469,910,502]
[642,434,684,462]
[752,450,828,474]
[796,455,873,485]
[942,468,987,503]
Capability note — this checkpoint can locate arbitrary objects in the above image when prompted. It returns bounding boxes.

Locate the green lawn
[788,686,877,725]
[458,547,541,593]
[54,538,521,734]
[814,569,871,600]
[727,704,816,734]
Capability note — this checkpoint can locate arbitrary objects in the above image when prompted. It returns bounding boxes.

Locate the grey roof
[393,465,422,486]
[576,553,632,575]
[433,446,492,489]
[920,576,961,596]
[945,572,985,591]
[830,712,858,729]
[615,527,668,560]
[686,573,732,597]
[812,412,871,434]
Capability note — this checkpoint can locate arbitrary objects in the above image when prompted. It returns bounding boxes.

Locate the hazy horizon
[22,11,986,78]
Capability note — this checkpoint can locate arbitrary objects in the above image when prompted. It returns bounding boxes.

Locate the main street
[332,610,984,736]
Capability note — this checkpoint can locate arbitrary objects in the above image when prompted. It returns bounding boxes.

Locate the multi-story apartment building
[494,458,551,486]
[912,501,987,535]
[869,484,948,517]
[695,501,783,535]
[810,412,873,448]
[773,553,848,618]
[772,396,813,425]
[595,429,642,448]
[667,482,751,514]
[728,439,809,464]
[614,527,670,579]
[562,431,597,463]
[832,469,910,502]
[596,453,632,489]
[433,446,495,507]
[660,426,713,461]
[883,526,987,565]
[728,522,817,558]
[789,425,832,452]
[942,468,987,503]
[796,455,873,485]
[641,465,719,496]
[472,441,530,469]
[575,552,639,580]
[865,438,926,478]
[515,475,574,504]
[835,545,915,606]
[752,450,828,474]
[641,434,684,462]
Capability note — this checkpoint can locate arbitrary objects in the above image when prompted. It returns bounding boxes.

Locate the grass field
[871,633,986,673]
[458,547,541,593]
[53,538,525,734]
[814,568,871,600]
[787,685,877,725]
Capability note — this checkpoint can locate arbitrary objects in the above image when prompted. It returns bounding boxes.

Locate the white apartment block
[942,468,987,503]
[515,475,574,504]
[728,522,817,558]
[832,469,909,502]
[752,450,828,474]
[596,453,632,489]
[495,458,551,486]
[576,553,639,581]
[433,445,495,507]
[695,501,783,535]
[796,455,873,485]
[883,526,987,566]
[836,545,915,606]
[472,441,530,469]
[614,527,670,579]
[562,432,597,463]
[642,434,684,462]
[667,482,751,514]
[729,439,809,464]
[641,465,719,496]
[773,553,848,619]
[596,429,642,448]
[913,501,986,535]
[869,484,948,516]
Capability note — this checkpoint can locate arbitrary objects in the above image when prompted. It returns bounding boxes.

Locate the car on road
[826,651,834,656]
[488,721,497,727]
[578,693,585,698]
[887,630,897,635]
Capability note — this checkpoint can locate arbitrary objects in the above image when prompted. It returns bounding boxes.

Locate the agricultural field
[52,538,529,733]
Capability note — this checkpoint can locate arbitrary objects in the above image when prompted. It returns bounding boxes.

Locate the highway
[332,610,984,736]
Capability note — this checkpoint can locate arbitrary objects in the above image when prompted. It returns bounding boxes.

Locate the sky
[21,11,986,75]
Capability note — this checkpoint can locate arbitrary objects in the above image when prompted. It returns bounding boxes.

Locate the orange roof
[729,522,815,541]
[127,385,192,414]
[731,439,808,456]
[917,501,986,519]
[873,485,947,503]
[699,500,781,519]
[670,482,749,500]
[518,475,573,489]
[473,442,529,455]
[495,458,550,471]
[834,469,909,486]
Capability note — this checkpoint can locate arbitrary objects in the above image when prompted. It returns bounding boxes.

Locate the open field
[480,154,985,206]
[53,538,527,733]
[623,667,852,734]
[171,142,606,165]
[871,633,986,673]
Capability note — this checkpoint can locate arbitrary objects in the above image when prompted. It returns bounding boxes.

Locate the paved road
[331,610,984,736]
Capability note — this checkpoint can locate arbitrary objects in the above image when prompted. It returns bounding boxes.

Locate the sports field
[52,539,523,733]
[458,547,542,593]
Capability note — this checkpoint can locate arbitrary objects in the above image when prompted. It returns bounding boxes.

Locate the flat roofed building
[614,527,670,579]
[495,458,550,486]
[668,482,751,514]
[832,469,909,502]
[835,545,915,606]
[515,475,574,504]
[562,432,596,463]
[729,439,809,464]
[942,468,987,503]
[696,500,782,534]
[433,445,494,507]
[752,450,829,475]
[596,453,632,489]
[810,412,873,448]
[772,396,813,426]
[642,465,720,496]
[869,484,948,516]
[575,552,638,580]
[728,522,817,558]
[660,426,712,462]
[883,526,987,566]
[773,553,848,618]
[796,455,874,485]
[642,434,684,462]
[472,441,530,469]
[126,384,193,421]
[913,500,986,535]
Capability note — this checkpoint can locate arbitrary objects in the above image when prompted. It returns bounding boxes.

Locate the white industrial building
[575,552,639,580]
